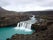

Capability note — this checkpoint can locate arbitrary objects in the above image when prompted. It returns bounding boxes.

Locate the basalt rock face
[0,7,53,40]
[7,24,53,40]
[31,18,47,32]
[0,15,30,27]
[0,7,30,27]
[0,7,53,27]
[31,23,47,32]
[7,16,53,40]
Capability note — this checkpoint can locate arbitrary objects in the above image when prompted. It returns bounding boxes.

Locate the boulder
[31,19,47,32]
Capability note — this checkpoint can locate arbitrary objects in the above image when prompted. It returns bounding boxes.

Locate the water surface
[0,26,34,40]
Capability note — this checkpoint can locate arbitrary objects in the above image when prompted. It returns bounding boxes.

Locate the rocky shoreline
[0,7,52,27]
[6,17,48,40]
[0,14,30,27]
[6,15,53,40]
[0,7,53,40]
[7,23,53,40]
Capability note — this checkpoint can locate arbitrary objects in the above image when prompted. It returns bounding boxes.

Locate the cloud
[0,0,53,11]
[0,0,9,6]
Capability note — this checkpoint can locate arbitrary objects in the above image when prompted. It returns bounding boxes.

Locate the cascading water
[14,15,37,32]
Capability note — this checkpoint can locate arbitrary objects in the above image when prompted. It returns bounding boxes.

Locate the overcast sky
[0,0,53,12]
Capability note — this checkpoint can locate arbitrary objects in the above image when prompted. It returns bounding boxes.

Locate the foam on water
[14,15,37,32]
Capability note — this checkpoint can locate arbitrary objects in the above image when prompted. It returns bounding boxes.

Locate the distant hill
[0,7,53,16]
[22,10,53,16]
[0,7,53,27]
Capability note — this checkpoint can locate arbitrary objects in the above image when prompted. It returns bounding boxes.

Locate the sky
[0,0,53,12]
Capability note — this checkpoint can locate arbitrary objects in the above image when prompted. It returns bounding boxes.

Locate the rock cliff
[0,7,53,27]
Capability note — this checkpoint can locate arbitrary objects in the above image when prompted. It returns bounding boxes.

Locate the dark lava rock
[6,13,53,40]
[6,38,11,40]
[0,14,30,27]
[8,24,53,40]
[31,18,47,32]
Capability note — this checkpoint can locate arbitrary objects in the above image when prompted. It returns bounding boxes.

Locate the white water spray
[14,15,37,32]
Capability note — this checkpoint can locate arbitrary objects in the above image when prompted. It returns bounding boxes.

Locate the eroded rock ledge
[7,16,53,40]
[7,24,53,40]
[6,18,48,40]
[0,15,30,27]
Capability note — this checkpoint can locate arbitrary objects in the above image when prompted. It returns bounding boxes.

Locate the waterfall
[14,15,37,32]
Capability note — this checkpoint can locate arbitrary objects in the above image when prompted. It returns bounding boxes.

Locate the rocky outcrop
[7,24,53,40]
[31,18,47,32]
[7,16,53,40]
[0,15,30,27]
[0,7,31,27]
[0,7,53,27]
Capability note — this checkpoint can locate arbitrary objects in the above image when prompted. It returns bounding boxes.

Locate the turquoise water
[0,26,34,40]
